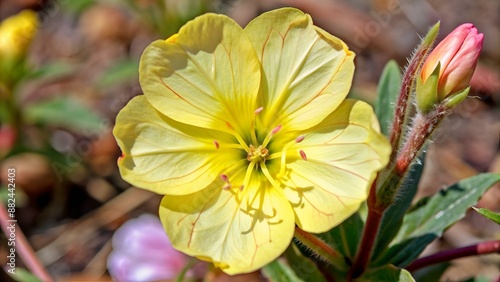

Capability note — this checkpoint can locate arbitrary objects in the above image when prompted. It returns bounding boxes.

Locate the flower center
[247,145,269,163]
[220,108,306,192]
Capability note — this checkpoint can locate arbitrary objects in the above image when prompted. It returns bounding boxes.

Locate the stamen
[262,124,282,147]
[241,161,256,192]
[220,174,229,182]
[273,140,296,178]
[272,125,282,134]
[221,174,231,190]
[225,121,250,152]
[299,150,307,161]
[295,135,305,143]
[250,107,263,145]
[261,162,281,190]
[213,140,220,149]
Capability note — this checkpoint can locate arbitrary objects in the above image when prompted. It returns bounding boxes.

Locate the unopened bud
[416,23,483,113]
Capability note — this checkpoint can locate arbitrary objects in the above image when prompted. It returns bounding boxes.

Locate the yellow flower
[0,10,38,60]
[114,8,390,274]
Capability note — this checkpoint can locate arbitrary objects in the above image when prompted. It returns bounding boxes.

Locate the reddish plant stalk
[406,240,500,272]
[349,180,384,279]
[389,43,434,162]
[0,200,54,282]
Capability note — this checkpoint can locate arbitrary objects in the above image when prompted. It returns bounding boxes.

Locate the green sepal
[472,206,500,224]
[421,22,440,48]
[443,86,470,109]
[416,62,440,114]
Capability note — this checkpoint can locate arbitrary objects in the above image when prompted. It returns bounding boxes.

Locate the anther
[272,125,282,134]
[299,150,307,161]
[295,135,305,143]
[214,140,220,149]
[220,174,229,182]
[254,107,263,114]
[225,121,234,130]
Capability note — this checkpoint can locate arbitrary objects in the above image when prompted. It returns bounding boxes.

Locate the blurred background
[0,0,498,281]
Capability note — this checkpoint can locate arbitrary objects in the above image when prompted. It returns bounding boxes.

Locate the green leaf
[8,268,43,282]
[24,97,103,132]
[284,244,326,282]
[26,62,74,80]
[396,173,500,241]
[372,149,427,263]
[97,59,139,87]
[380,173,500,267]
[373,234,436,268]
[262,259,304,282]
[375,60,402,136]
[412,262,450,282]
[61,0,96,13]
[472,206,500,224]
[322,212,364,264]
[356,265,415,282]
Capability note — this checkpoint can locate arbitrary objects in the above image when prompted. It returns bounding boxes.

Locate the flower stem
[406,240,500,272]
[349,180,384,279]
[293,227,345,270]
[350,104,450,279]
[0,200,54,282]
[388,22,439,163]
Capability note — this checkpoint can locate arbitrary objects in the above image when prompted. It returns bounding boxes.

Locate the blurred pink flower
[107,214,203,282]
[420,23,484,101]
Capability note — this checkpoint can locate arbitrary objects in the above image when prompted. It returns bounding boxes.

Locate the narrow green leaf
[322,212,364,264]
[372,150,426,262]
[357,265,415,282]
[376,174,500,267]
[24,97,103,132]
[375,60,402,136]
[372,234,436,267]
[98,59,139,87]
[262,259,304,282]
[472,206,500,224]
[26,62,74,80]
[412,262,450,282]
[284,244,326,282]
[396,173,500,241]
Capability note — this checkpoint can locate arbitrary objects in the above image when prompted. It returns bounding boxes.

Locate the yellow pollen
[247,145,269,162]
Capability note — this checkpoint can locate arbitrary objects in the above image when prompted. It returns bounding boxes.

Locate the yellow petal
[245,8,355,131]
[140,13,261,134]
[282,99,390,232]
[159,176,295,274]
[113,96,241,195]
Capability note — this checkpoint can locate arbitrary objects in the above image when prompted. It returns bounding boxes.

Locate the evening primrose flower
[114,8,390,274]
[416,23,484,113]
[0,10,38,60]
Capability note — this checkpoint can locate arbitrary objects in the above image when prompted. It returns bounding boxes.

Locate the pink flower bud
[107,214,205,282]
[420,23,483,101]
